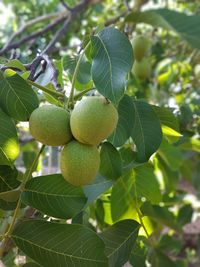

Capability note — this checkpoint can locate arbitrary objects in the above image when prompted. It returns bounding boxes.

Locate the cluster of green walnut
[132,35,152,80]
[29,97,118,186]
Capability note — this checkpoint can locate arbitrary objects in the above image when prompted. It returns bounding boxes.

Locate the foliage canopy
[0,0,200,266]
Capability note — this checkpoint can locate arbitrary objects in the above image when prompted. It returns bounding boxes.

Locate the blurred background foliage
[0,0,200,266]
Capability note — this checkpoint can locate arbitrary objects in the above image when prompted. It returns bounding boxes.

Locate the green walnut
[29,105,72,146]
[70,96,118,146]
[132,35,151,61]
[60,140,100,186]
[132,58,151,80]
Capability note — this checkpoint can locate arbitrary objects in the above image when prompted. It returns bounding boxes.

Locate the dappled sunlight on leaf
[3,138,20,161]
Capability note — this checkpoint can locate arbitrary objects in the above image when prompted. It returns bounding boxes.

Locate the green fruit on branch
[70,96,118,146]
[29,105,72,146]
[132,58,151,80]
[132,35,151,61]
[60,140,100,186]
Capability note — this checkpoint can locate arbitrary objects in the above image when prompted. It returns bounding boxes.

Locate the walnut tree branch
[31,59,47,82]
[28,0,90,81]
[1,0,91,83]
[42,54,63,91]
[0,14,68,55]
[60,0,73,11]
[1,11,68,53]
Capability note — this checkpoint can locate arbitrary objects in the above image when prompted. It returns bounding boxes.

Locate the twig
[124,0,131,11]
[27,80,64,99]
[1,11,67,53]
[60,0,73,11]
[0,15,68,55]
[105,11,128,26]
[133,184,155,247]
[25,0,90,81]
[0,145,45,259]
[0,66,22,72]
[41,1,91,55]
[67,41,90,109]
[42,54,62,91]
[32,59,47,81]
[74,87,94,101]
[42,13,72,55]
[0,1,91,86]
[27,55,44,80]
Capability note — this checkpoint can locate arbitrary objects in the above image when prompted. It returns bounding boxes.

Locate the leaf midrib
[0,173,13,190]
[24,188,85,198]
[106,227,139,258]
[95,35,116,103]
[132,101,146,156]
[0,147,11,166]
[12,235,107,264]
[4,77,29,115]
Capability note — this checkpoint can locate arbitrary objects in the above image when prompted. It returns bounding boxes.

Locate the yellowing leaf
[3,138,20,161]
[179,137,200,153]
[139,216,154,237]
[162,126,182,143]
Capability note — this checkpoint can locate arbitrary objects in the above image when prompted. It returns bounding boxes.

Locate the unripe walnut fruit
[70,96,118,146]
[132,35,150,61]
[29,105,72,146]
[60,140,100,186]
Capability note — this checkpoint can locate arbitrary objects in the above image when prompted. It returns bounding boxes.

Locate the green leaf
[12,220,108,267]
[23,151,38,170]
[5,59,26,71]
[21,174,87,219]
[100,219,139,267]
[129,237,148,267]
[43,83,61,106]
[131,100,162,162]
[123,164,161,204]
[22,263,41,267]
[157,234,182,254]
[153,105,181,143]
[111,174,137,222]
[152,105,180,132]
[99,142,122,180]
[0,108,20,166]
[64,55,93,91]
[54,58,64,88]
[91,27,133,104]
[95,197,114,226]
[141,202,179,231]
[21,71,31,79]
[0,188,20,202]
[161,126,182,143]
[126,9,171,29]
[119,147,142,171]
[0,56,8,64]
[176,204,193,226]
[0,70,39,121]
[178,137,200,153]
[108,95,133,147]
[156,155,179,193]
[158,138,182,171]
[133,164,162,204]
[126,9,200,50]
[0,165,20,202]
[74,60,92,90]
[83,174,113,205]
[0,198,18,210]
[111,164,161,222]
[151,249,179,267]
